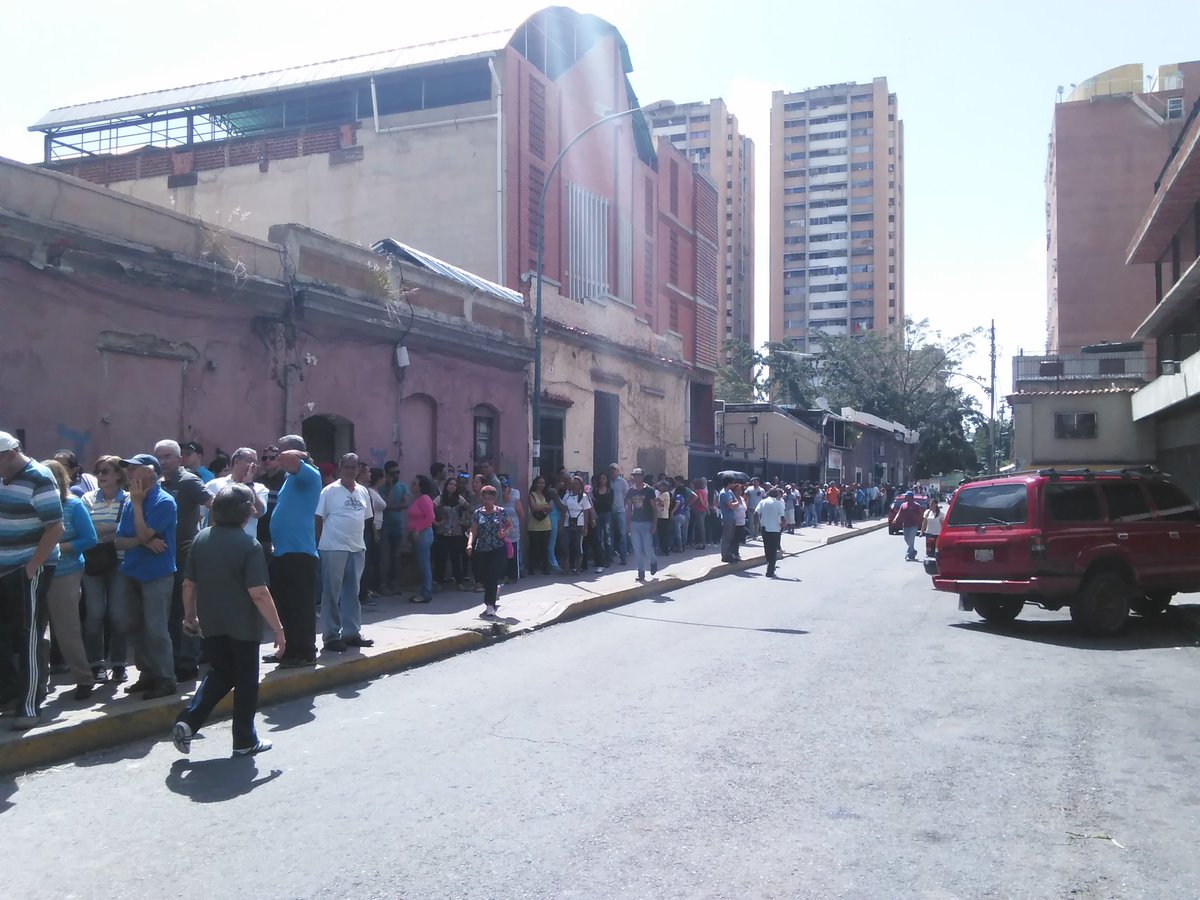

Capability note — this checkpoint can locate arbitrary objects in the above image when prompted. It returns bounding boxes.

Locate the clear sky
[4,0,1199,403]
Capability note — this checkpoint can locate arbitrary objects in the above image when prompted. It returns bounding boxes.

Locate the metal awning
[373,238,523,306]
[30,29,512,132]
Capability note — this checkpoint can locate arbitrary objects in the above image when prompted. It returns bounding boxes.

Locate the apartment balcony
[1132,347,1200,420]
[1012,352,1153,390]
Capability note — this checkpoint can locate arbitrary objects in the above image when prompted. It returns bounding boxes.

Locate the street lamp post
[940,320,997,474]
[531,105,650,476]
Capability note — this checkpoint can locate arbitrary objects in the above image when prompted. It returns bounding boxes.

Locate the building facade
[29,7,718,478]
[768,77,904,352]
[0,159,532,488]
[1125,87,1200,498]
[1046,62,1197,354]
[647,99,755,371]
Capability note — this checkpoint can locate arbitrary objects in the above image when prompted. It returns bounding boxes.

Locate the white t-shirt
[922,508,944,536]
[316,482,370,552]
[563,492,592,527]
[205,475,269,537]
[745,486,767,510]
[367,487,386,531]
[734,498,747,526]
[757,497,785,532]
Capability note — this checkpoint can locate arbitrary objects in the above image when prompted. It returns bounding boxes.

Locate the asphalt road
[5,529,1200,899]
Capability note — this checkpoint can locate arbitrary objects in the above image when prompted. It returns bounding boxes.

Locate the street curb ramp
[0,521,886,776]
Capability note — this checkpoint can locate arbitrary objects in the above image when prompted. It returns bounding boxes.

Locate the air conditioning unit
[1161,360,1180,375]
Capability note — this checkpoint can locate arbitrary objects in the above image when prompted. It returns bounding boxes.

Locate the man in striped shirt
[0,431,64,730]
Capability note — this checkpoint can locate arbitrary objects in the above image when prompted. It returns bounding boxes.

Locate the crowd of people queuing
[0,422,927,748]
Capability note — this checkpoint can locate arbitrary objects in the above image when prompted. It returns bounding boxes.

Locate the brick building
[29,7,718,476]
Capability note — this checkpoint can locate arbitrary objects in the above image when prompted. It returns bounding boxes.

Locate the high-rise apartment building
[1046,62,1196,353]
[768,78,903,352]
[648,99,754,369]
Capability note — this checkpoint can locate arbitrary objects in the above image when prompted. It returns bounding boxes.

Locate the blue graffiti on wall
[55,423,92,462]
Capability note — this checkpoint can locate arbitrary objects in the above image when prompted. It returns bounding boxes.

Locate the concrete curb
[0,520,887,775]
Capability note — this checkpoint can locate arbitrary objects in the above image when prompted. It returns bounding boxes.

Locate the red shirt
[895,500,924,529]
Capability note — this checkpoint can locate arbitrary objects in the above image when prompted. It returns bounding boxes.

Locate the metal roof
[30,29,513,131]
[372,238,524,306]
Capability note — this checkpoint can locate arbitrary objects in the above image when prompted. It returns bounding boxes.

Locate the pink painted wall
[0,259,528,489]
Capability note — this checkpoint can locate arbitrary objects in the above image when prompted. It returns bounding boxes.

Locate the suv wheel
[973,595,1023,624]
[1131,591,1173,617]
[1070,573,1132,636]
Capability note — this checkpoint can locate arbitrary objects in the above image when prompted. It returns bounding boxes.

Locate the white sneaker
[480,606,497,619]
[595,566,604,574]
[172,721,192,754]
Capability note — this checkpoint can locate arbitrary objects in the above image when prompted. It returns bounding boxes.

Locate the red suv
[928,468,1200,635]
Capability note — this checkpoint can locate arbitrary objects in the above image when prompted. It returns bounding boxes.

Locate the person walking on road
[894,490,924,561]
[921,498,944,559]
[625,468,658,582]
[172,483,284,757]
[757,488,786,578]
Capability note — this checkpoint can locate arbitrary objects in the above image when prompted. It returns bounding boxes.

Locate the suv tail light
[1030,531,1046,559]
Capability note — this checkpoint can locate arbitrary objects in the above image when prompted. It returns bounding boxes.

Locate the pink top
[407,493,436,532]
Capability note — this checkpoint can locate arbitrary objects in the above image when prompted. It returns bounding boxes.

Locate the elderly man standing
[317,453,373,652]
[155,439,211,683]
[0,432,64,730]
[205,448,268,538]
[267,435,322,668]
[608,463,629,566]
[115,453,179,700]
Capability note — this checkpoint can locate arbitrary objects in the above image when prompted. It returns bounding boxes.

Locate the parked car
[887,494,928,534]
[927,468,1200,635]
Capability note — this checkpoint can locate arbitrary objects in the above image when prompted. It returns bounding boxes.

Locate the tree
[812,317,979,425]
[813,318,982,477]
[715,339,818,406]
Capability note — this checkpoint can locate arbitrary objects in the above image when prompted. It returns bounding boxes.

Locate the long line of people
[0,423,910,738]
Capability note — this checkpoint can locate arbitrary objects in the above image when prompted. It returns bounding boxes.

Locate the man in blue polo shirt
[115,453,179,700]
[267,434,322,668]
[0,431,64,730]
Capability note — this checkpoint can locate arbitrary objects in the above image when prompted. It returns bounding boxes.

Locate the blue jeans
[82,569,128,668]
[412,526,434,600]
[610,509,628,563]
[177,635,261,751]
[903,526,918,559]
[123,573,175,683]
[320,549,366,642]
[673,512,689,551]
[548,511,562,570]
[630,520,656,576]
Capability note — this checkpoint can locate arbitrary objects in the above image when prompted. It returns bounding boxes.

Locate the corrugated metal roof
[372,238,524,306]
[30,29,513,131]
[1009,387,1137,396]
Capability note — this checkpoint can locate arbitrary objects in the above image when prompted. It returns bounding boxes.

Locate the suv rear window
[946,483,1028,526]
[1045,483,1103,521]
[1145,481,1200,522]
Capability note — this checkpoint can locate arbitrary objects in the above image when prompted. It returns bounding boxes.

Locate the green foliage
[715,339,818,406]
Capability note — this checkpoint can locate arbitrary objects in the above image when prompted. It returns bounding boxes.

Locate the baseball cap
[0,431,19,452]
[905,490,914,497]
[609,462,619,469]
[631,467,644,476]
[120,453,162,475]
[181,440,204,455]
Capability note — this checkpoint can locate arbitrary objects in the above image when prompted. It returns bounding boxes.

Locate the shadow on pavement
[0,778,16,814]
[606,609,808,636]
[262,695,316,733]
[948,605,1200,652]
[165,757,282,802]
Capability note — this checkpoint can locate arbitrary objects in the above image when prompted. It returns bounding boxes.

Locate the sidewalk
[0,518,888,774]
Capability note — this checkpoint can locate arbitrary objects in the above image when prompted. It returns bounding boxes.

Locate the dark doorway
[540,411,565,478]
[302,414,355,466]
[593,391,619,475]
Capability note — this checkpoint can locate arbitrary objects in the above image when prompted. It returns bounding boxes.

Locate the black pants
[268,553,318,661]
[763,531,782,576]
[433,533,466,583]
[169,563,200,669]
[656,518,673,556]
[527,530,551,574]
[472,547,505,608]
[177,635,260,750]
[361,523,379,599]
[0,566,52,717]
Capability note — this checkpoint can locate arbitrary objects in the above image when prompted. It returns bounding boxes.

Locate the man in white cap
[0,432,64,730]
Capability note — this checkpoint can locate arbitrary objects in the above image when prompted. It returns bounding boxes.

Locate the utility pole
[988,319,997,474]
